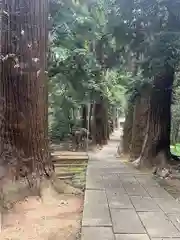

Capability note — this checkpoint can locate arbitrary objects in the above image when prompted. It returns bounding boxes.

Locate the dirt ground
[1,185,83,240]
[0,138,86,240]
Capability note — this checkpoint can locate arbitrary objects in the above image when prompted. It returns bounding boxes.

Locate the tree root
[132,156,172,179]
[50,175,83,195]
[152,167,171,178]
[132,157,141,169]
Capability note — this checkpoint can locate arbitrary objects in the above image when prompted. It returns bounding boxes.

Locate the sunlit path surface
[81,130,180,240]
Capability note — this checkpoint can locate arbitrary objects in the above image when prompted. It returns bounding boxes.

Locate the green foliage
[171,73,180,145]
[170,144,180,157]
[48,0,180,140]
[48,0,128,139]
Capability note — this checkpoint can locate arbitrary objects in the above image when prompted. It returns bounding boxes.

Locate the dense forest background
[49,0,180,168]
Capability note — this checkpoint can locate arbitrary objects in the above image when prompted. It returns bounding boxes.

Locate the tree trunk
[93,97,108,146]
[90,103,96,144]
[171,120,180,145]
[137,67,174,168]
[103,100,109,142]
[130,87,149,161]
[1,0,53,181]
[94,102,103,145]
[115,108,119,129]
[112,106,116,130]
[88,103,93,138]
[108,105,114,135]
[82,104,87,129]
[121,102,134,155]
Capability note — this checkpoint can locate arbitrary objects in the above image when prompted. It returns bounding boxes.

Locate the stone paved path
[81,131,180,240]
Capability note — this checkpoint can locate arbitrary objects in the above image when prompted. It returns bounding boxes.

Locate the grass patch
[170,143,180,156]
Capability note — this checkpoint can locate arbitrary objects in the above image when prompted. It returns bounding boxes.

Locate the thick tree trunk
[136,67,174,168]
[94,102,103,145]
[1,0,53,181]
[130,88,149,161]
[93,97,108,146]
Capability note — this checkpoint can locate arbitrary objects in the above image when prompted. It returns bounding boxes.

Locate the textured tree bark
[135,66,174,168]
[82,104,87,129]
[1,0,53,180]
[93,97,108,146]
[121,102,134,155]
[130,87,150,161]
[94,102,103,145]
[108,105,114,135]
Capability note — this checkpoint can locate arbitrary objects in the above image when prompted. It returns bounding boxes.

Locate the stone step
[55,169,83,175]
[52,158,88,165]
[54,163,87,168]
[57,175,73,180]
[52,151,88,156]
[52,155,88,160]
[56,172,75,177]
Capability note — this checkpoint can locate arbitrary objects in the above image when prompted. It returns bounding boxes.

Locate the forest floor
[81,130,180,240]
[1,191,83,240]
[0,139,93,240]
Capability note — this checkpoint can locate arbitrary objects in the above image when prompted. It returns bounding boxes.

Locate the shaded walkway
[81,131,180,240]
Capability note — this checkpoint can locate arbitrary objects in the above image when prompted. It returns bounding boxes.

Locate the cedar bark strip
[130,87,149,161]
[0,0,53,180]
[93,97,109,145]
[82,105,87,129]
[136,66,174,168]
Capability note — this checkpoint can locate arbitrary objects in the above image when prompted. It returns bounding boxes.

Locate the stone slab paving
[154,198,180,214]
[151,238,180,240]
[81,227,114,240]
[119,175,138,183]
[82,189,112,227]
[81,130,180,240]
[135,176,160,186]
[138,212,180,238]
[111,209,146,234]
[130,196,161,212]
[168,214,180,231]
[123,182,150,196]
[115,234,150,240]
[106,190,133,209]
[86,174,123,190]
[145,185,174,199]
